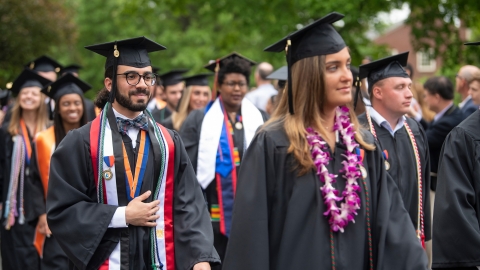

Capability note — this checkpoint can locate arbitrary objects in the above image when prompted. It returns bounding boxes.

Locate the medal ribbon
[19,119,32,165]
[122,130,150,201]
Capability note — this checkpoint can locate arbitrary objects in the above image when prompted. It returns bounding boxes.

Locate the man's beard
[115,88,150,112]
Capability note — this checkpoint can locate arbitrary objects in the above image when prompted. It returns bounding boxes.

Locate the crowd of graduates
[1,11,480,270]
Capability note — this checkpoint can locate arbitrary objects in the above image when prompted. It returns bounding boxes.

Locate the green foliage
[0,0,76,86]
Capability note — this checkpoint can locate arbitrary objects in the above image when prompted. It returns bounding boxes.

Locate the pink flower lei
[306,106,362,232]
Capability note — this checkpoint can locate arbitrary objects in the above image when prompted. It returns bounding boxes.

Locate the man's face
[107,65,153,112]
[468,80,480,105]
[373,77,413,116]
[164,82,184,109]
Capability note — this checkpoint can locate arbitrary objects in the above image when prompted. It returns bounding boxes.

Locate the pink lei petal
[307,106,362,233]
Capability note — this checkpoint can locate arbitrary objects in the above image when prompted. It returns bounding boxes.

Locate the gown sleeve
[171,130,221,269]
[26,143,46,222]
[222,130,276,270]
[371,140,429,270]
[46,127,120,269]
[432,128,480,268]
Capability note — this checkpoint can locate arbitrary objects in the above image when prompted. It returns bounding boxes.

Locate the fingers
[144,221,157,227]
[146,200,160,208]
[136,190,152,201]
[148,206,160,216]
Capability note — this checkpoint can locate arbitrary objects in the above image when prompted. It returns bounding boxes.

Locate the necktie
[116,114,148,135]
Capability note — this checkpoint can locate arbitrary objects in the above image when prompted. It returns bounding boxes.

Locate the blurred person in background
[147,66,167,112]
[245,62,276,111]
[28,74,91,269]
[456,65,480,117]
[264,66,287,115]
[467,69,480,107]
[162,73,212,131]
[152,69,188,122]
[0,69,50,270]
[60,64,97,121]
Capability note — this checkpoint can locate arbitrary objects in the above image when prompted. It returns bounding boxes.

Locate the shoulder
[455,110,480,140]
[61,122,92,146]
[257,120,289,147]
[185,109,205,124]
[358,127,375,145]
[357,112,367,124]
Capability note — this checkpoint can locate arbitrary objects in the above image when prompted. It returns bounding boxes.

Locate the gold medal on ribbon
[235,122,243,130]
[385,160,390,171]
[359,165,367,179]
[103,168,113,180]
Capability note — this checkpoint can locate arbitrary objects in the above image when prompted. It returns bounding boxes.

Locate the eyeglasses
[117,72,157,86]
[223,81,248,88]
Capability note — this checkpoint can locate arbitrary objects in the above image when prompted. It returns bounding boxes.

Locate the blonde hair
[171,85,211,130]
[265,55,374,175]
[8,91,49,136]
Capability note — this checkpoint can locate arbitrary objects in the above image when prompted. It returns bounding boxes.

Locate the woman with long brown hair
[223,13,428,270]
[0,69,50,270]
[162,73,212,131]
[28,73,90,269]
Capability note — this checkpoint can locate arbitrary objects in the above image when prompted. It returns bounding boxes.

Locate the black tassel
[353,76,361,110]
[109,43,119,103]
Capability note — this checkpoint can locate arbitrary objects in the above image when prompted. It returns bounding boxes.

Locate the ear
[372,85,383,101]
[104,77,112,92]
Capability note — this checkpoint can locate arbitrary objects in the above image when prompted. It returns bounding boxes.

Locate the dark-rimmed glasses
[117,72,157,86]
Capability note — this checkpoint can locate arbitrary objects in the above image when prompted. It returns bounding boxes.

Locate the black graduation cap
[85,36,166,103]
[204,52,256,100]
[264,12,346,114]
[204,52,257,72]
[160,69,189,87]
[26,55,63,73]
[355,52,409,108]
[61,64,82,75]
[184,73,213,87]
[8,69,52,96]
[41,73,92,101]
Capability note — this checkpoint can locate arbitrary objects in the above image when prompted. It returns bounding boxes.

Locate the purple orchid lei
[306,106,362,233]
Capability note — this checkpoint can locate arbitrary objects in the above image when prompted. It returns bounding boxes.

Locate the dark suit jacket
[460,98,478,118]
[420,105,465,191]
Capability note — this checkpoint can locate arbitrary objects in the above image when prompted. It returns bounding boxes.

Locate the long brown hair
[265,55,374,175]
[172,85,212,130]
[8,91,49,136]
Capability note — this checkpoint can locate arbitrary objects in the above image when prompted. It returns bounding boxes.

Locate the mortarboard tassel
[353,76,361,110]
[286,37,294,115]
[109,43,120,103]
[211,59,220,101]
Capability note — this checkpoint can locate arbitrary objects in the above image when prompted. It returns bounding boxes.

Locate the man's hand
[193,262,211,270]
[37,213,52,237]
[125,191,160,227]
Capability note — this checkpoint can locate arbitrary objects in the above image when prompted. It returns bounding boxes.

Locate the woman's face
[219,73,248,109]
[58,93,84,125]
[189,85,210,110]
[18,86,42,111]
[323,47,353,108]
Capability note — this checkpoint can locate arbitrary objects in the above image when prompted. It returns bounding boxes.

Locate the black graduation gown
[151,107,172,123]
[432,110,480,269]
[179,108,269,269]
[161,116,175,131]
[46,110,220,270]
[222,122,428,270]
[28,143,69,270]
[0,124,40,270]
[357,115,431,241]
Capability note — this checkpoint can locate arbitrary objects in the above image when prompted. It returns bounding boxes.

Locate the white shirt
[109,108,145,228]
[368,106,406,137]
[245,83,277,111]
[433,102,453,122]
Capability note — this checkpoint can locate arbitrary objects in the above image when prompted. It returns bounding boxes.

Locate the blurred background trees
[1,0,479,99]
